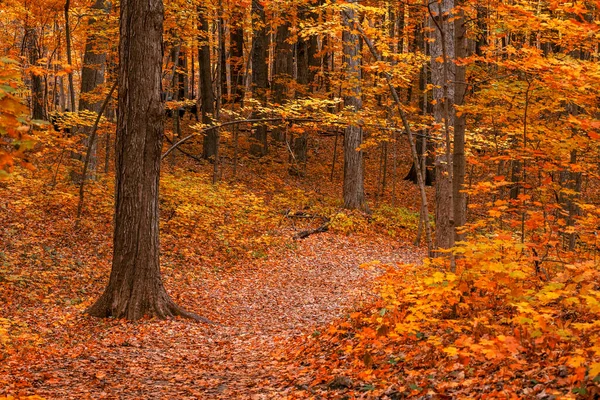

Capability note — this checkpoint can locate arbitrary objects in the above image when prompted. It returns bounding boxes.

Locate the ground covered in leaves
[5,124,600,399]
[0,159,424,399]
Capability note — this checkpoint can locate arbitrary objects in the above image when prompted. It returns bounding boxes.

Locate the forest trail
[3,232,422,399]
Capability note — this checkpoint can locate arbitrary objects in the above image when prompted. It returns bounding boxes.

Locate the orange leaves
[0,57,32,177]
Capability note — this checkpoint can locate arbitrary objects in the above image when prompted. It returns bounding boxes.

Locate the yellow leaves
[566,354,586,368]
[589,362,600,378]
[359,260,382,270]
[443,346,459,357]
[488,209,502,218]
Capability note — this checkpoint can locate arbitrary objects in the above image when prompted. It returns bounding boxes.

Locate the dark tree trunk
[73,0,109,181]
[272,21,293,141]
[250,0,269,156]
[453,3,467,242]
[273,22,292,104]
[26,27,45,120]
[65,0,77,112]
[86,0,197,321]
[297,38,309,91]
[297,6,319,93]
[230,19,244,104]
[198,8,217,159]
[218,17,227,105]
[404,135,434,186]
[342,1,365,210]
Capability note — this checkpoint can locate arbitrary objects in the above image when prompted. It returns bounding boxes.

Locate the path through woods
[2,233,422,399]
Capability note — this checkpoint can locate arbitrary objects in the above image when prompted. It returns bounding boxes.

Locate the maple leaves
[0,58,33,177]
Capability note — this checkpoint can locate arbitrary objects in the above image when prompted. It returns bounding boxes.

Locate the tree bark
[342,2,365,210]
[26,27,45,120]
[73,0,109,181]
[453,3,467,242]
[429,0,455,252]
[272,21,293,141]
[250,0,269,156]
[230,17,245,104]
[64,0,77,112]
[87,0,197,321]
[198,7,217,159]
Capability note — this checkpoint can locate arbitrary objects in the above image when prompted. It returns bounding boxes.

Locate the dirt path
[3,233,422,399]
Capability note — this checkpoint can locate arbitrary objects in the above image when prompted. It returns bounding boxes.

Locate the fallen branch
[293,218,331,240]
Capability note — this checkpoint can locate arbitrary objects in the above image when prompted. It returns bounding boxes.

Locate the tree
[73,0,110,181]
[250,0,269,157]
[198,7,217,159]
[453,2,467,242]
[342,0,365,210]
[429,0,455,252]
[272,18,293,141]
[25,26,44,120]
[86,0,198,320]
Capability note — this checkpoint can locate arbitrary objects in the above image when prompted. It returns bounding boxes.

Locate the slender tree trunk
[65,0,76,111]
[342,1,365,210]
[73,0,109,182]
[26,27,45,120]
[453,3,467,242]
[250,0,269,156]
[86,0,199,321]
[272,20,293,141]
[198,7,217,159]
[429,0,455,252]
[230,18,245,104]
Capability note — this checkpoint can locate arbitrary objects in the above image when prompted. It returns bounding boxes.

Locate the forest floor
[1,130,427,399]
[1,231,422,399]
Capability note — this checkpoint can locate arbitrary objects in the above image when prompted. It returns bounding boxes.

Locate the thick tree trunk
[250,0,269,156]
[87,0,196,321]
[198,8,217,159]
[73,0,109,181]
[429,0,455,252]
[342,2,365,210]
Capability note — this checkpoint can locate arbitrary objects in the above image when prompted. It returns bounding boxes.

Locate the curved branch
[76,80,118,223]
[161,117,319,160]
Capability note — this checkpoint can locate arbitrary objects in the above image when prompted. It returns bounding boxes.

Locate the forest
[1,0,600,398]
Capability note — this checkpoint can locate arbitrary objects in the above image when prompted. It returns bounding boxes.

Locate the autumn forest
[1,0,600,398]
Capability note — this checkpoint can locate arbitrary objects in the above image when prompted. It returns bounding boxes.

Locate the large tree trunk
[73,0,109,181]
[198,8,217,159]
[342,1,365,210]
[430,0,455,252]
[87,0,196,321]
[250,0,269,156]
